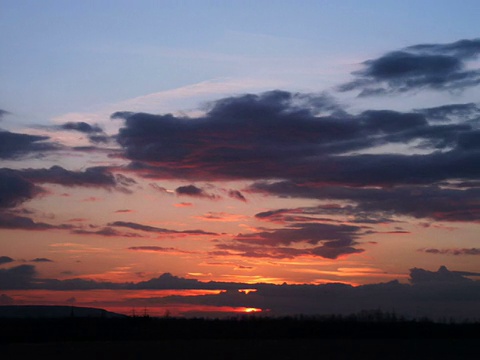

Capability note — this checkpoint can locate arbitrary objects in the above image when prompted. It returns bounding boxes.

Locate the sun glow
[243,307,262,313]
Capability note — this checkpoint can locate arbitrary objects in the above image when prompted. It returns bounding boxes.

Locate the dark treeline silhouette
[1,308,479,344]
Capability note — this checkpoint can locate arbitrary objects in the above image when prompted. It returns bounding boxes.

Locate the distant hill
[0,305,127,319]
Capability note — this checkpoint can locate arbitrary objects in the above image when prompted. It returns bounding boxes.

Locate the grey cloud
[109,221,218,236]
[339,38,480,95]
[415,103,480,123]
[16,165,118,188]
[236,222,362,246]
[0,256,14,265]
[250,182,480,222]
[224,222,365,260]
[0,170,42,208]
[110,89,480,228]
[71,226,143,238]
[227,189,247,202]
[59,121,103,134]
[0,264,37,289]
[420,248,480,256]
[113,91,480,186]
[175,185,219,200]
[1,264,479,320]
[409,265,475,284]
[0,131,59,159]
[0,213,72,231]
[30,258,53,263]
[57,121,111,144]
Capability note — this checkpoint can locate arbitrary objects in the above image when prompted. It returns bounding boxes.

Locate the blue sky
[2,0,480,122]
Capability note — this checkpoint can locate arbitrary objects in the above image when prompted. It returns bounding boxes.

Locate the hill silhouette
[0,305,127,319]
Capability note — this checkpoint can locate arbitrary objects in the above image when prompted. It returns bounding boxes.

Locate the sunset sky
[1,1,480,320]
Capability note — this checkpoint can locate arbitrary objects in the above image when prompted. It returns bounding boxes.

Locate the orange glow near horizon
[243,307,262,313]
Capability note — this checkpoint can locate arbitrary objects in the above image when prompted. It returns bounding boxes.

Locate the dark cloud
[112,91,355,181]
[57,121,111,144]
[109,221,218,236]
[0,166,132,231]
[255,205,393,225]
[250,182,480,222]
[59,121,103,134]
[236,222,362,246]
[2,265,478,321]
[110,89,480,227]
[71,226,142,238]
[409,265,476,284]
[227,189,247,202]
[339,38,480,95]
[0,213,71,231]
[0,256,14,265]
[128,246,178,252]
[128,246,194,256]
[13,165,118,188]
[0,131,59,159]
[216,222,365,260]
[113,91,480,185]
[0,170,42,208]
[420,248,480,256]
[0,264,37,289]
[30,258,53,263]
[415,103,480,123]
[175,185,219,200]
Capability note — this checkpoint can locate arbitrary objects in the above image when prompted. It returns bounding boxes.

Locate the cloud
[71,226,142,238]
[226,222,365,260]
[409,265,477,284]
[109,89,480,227]
[30,258,53,263]
[113,91,480,185]
[0,256,14,265]
[3,265,477,321]
[59,121,104,134]
[236,222,363,246]
[114,209,134,213]
[0,264,37,289]
[415,103,480,123]
[175,185,220,200]
[10,165,118,188]
[195,212,248,222]
[56,121,111,144]
[128,246,192,254]
[250,182,480,222]
[0,170,42,208]
[109,221,218,236]
[338,38,480,95]
[0,213,69,231]
[227,189,247,202]
[0,131,59,159]
[419,248,480,256]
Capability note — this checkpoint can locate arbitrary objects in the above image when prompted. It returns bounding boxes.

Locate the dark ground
[2,315,479,359]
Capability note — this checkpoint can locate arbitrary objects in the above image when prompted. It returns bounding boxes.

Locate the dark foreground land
[2,314,479,359]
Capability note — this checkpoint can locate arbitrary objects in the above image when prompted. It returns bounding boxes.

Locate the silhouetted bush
[1,309,479,344]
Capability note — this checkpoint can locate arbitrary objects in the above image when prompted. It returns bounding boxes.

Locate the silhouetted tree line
[1,309,479,344]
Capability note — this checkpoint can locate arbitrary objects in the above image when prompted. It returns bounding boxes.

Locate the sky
[1,0,480,320]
